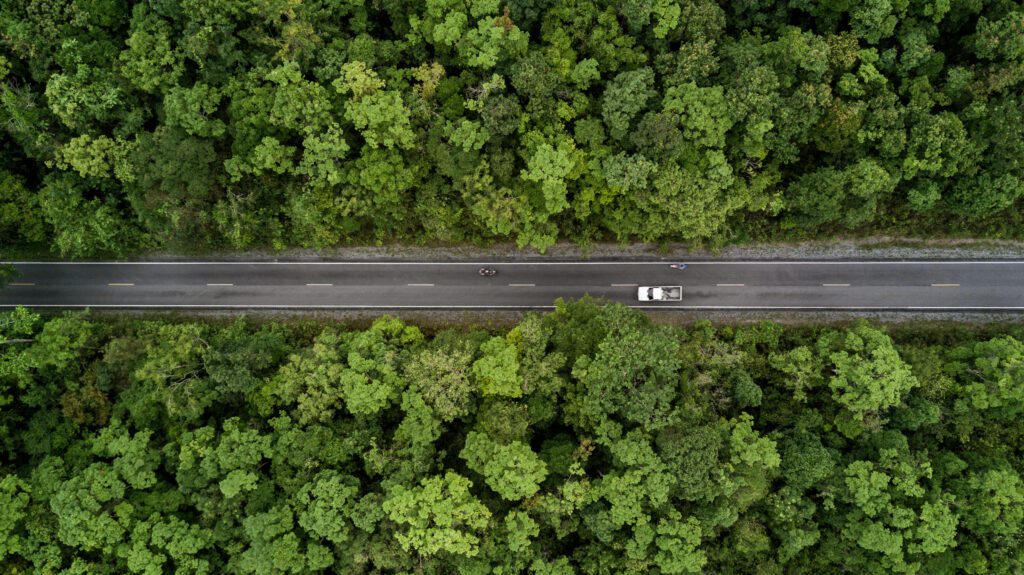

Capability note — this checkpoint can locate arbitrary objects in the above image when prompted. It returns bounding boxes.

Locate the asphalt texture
[1,261,1022,310]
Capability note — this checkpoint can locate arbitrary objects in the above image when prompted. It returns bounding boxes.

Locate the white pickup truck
[637,286,682,301]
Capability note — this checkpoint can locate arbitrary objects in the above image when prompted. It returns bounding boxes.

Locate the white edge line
[4,260,1024,265]
[716,283,745,287]
[822,283,851,287]
[206,283,233,286]
[407,283,435,287]
[611,283,638,287]
[305,283,333,286]
[508,283,536,287]
[931,283,960,287]
[107,283,134,286]
[0,305,1022,310]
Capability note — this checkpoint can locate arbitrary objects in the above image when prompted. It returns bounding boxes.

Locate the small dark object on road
[479,267,497,276]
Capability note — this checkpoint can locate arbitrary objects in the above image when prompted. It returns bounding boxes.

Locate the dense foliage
[2,0,1024,254]
[2,301,1023,573]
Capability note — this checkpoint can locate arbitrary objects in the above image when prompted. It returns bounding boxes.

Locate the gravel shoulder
[86,308,1024,327]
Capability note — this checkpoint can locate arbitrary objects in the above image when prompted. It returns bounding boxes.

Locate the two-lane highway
[1,261,1022,310]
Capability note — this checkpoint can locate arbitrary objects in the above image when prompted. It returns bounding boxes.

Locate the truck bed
[637,286,682,301]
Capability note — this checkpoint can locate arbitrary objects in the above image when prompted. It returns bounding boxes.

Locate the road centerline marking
[822,283,850,287]
[206,283,233,286]
[717,283,745,287]
[611,283,638,287]
[408,283,434,287]
[9,282,34,286]
[931,283,960,287]
[305,283,333,286]
[108,283,134,286]
[509,283,535,287]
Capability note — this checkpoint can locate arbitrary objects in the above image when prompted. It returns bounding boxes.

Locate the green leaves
[0,172,46,244]
[405,347,474,421]
[334,61,385,98]
[295,471,360,545]
[602,67,656,141]
[50,463,131,553]
[121,514,213,575]
[460,431,548,500]
[335,66,417,151]
[958,465,1024,538]
[238,506,333,574]
[0,475,30,564]
[472,336,521,398]
[652,512,706,574]
[663,82,734,148]
[2,0,1023,256]
[902,112,974,180]
[163,83,226,138]
[948,336,1024,429]
[55,134,135,181]
[827,324,919,426]
[5,295,1024,572]
[784,160,896,230]
[383,472,491,557]
[520,137,584,215]
[119,5,183,93]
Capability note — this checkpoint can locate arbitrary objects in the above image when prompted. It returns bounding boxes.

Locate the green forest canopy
[1,0,1023,255]
[2,300,1024,573]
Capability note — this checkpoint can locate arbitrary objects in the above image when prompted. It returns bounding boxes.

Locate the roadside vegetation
[2,301,1023,573]
[1,0,1023,256]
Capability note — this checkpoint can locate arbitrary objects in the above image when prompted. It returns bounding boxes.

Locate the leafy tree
[404,347,474,422]
[38,174,141,257]
[662,81,734,148]
[238,506,333,574]
[0,172,46,244]
[49,463,132,553]
[382,471,491,557]
[0,474,30,564]
[602,67,656,141]
[826,323,919,428]
[295,471,361,546]
[119,5,183,93]
[120,514,214,575]
[341,77,415,150]
[55,134,135,181]
[461,431,548,500]
[472,336,522,398]
[784,160,896,230]
[164,83,227,138]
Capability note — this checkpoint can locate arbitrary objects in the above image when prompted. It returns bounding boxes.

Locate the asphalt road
[1,261,1022,310]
